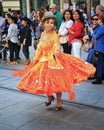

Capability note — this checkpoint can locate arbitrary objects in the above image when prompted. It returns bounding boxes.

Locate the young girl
[20,17,32,65]
[6,14,18,64]
[13,11,95,110]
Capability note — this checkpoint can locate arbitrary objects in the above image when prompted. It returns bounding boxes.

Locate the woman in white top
[6,14,18,64]
[58,10,73,54]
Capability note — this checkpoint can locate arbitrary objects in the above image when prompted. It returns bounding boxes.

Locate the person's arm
[23,25,30,44]
[55,13,62,30]
[69,22,84,38]
[95,25,104,40]
[6,24,12,40]
[0,19,5,32]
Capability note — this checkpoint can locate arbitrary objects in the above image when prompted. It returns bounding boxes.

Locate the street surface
[0,46,104,130]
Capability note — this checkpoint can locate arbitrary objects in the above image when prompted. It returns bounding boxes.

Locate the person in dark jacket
[20,17,32,65]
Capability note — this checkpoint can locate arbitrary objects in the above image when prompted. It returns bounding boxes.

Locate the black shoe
[102,75,104,80]
[88,76,96,80]
[17,57,21,60]
[92,78,102,84]
[44,96,55,106]
[2,58,7,61]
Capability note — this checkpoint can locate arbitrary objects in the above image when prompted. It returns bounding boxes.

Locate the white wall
[26,0,30,17]
[100,0,104,6]
[2,1,20,12]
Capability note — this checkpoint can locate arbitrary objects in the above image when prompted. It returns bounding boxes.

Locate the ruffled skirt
[13,51,95,100]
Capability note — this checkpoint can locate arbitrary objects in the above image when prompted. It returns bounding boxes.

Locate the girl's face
[21,20,27,26]
[64,12,71,21]
[73,11,80,21]
[44,18,55,31]
[7,18,13,24]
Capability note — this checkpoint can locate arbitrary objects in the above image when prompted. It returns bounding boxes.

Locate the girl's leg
[56,92,62,110]
[8,41,14,62]
[44,95,54,106]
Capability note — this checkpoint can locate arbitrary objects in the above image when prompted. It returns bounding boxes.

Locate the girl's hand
[55,50,60,56]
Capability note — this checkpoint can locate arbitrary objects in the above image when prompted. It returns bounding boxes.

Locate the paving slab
[0,88,104,130]
[0,67,104,110]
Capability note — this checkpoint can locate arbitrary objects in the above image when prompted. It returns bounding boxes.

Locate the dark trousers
[3,49,7,59]
[22,45,29,59]
[96,52,104,78]
[8,40,18,61]
[17,45,21,58]
[0,50,6,59]
[0,53,2,59]
[62,43,72,54]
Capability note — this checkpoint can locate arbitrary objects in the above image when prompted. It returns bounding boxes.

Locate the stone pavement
[0,47,104,130]
[0,87,104,130]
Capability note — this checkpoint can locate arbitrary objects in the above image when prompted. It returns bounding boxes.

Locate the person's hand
[5,43,8,48]
[34,39,38,45]
[88,27,93,33]
[83,35,89,43]
[68,29,74,34]
[58,33,61,37]
[5,37,8,43]
[55,50,60,56]
[23,39,26,45]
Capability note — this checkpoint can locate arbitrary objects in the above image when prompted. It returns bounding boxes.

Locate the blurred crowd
[0,3,104,84]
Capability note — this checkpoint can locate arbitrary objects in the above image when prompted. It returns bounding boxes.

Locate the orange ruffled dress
[13,30,95,100]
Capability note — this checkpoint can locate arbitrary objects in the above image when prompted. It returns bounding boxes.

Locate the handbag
[90,50,99,66]
[82,40,91,52]
[90,36,99,67]
[60,35,68,44]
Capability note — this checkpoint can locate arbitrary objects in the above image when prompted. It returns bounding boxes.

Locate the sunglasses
[92,18,98,21]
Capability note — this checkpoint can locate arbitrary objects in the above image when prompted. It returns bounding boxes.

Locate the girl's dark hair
[62,10,73,21]
[21,16,31,26]
[73,9,84,23]
[7,14,17,24]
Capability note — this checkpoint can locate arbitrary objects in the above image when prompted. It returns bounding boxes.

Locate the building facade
[19,0,101,17]
[2,0,20,12]
[20,0,70,17]
[1,0,102,17]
